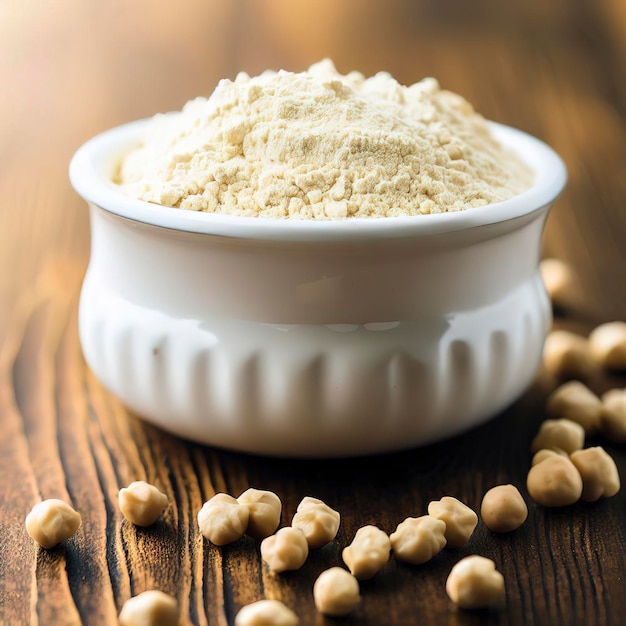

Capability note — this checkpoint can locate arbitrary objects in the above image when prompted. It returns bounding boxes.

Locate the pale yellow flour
[118,60,533,219]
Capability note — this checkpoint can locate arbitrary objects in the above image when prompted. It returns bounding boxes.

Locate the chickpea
[600,388,626,443]
[427,497,478,548]
[198,493,249,546]
[480,485,528,533]
[540,258,576,309]
[237,488,282,539]
[543,330,595,380]
[342,525,391,579]
[569,447,620,502]
[531,448,568,466]
[589,321,626,370]
[235,600,298,626]
[260,527,309,573]
[291,496,340,549]
[545,381,601,434]
[526,455,583,506]
[25,499,81,549]
[313,567,360,617]
[118,590,178,626]
[389,515,446,565]
[530,419,585,455]
[118,481,168,527]
[445,555,505,610]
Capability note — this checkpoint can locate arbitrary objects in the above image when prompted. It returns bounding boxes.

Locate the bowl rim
[69,118,567,242]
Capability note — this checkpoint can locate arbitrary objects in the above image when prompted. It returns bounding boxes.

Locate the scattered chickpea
[198,493,249,546]
[313,567,360,617]
[291,496,340,549]
[600,388,626,442]
[427,497,478,548]
[234,599,298,626]
[540,258,576,309]
[542,330,595,380]
[260,527,309,573]
[589,321,626,370]
[480,485,528,533]
[118,481,168,527]
[237,488,282,539]
[445,555,505,610]
[545,381,602,434]
[118,590,178,626]
[526,455,583,506]
[342,525,391,579]
[389,515,446,565]
[569,447,621,502]
[531,448,568,466]
[530,419,585,455]
[25,499,82,549]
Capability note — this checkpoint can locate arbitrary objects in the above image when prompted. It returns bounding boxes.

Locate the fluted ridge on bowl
[79,271,550,456]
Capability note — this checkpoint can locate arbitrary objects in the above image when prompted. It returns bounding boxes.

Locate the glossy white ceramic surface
[70,120,566,456]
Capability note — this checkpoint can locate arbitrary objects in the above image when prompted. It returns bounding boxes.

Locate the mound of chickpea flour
[118,59,533,219]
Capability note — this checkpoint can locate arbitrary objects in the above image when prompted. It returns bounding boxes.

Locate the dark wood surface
[1,1,625,624]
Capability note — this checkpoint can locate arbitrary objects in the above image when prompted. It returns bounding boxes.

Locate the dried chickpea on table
[529,258,623,509]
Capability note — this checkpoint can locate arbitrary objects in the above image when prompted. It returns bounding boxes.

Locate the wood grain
[1,1,626,624]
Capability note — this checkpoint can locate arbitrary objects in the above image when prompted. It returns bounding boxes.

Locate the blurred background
[1,0,625,338]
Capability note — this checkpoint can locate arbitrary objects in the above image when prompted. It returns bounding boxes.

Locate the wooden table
[1,1,625,624]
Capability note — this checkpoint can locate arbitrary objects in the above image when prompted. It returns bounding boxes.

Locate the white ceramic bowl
[70,119,566,456]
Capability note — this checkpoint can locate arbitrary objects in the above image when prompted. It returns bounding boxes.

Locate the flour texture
[118,60,533,219]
